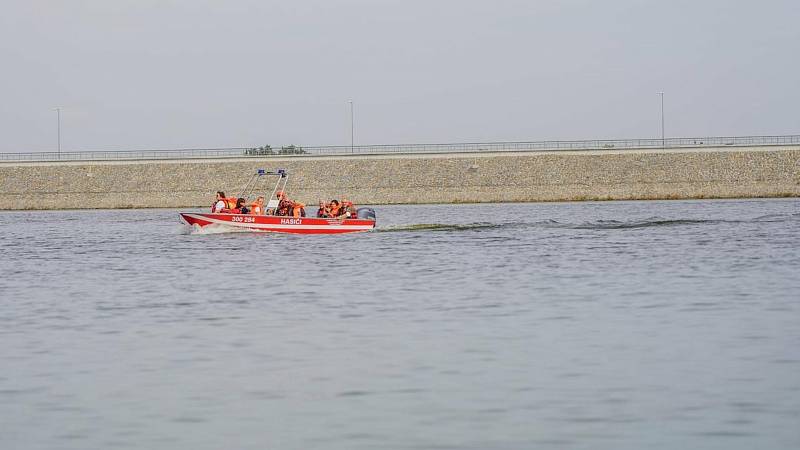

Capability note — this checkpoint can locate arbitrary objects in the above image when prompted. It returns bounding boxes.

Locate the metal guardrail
[2,135,799,162]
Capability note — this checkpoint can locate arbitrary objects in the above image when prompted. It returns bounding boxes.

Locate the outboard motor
[356,207,376,222]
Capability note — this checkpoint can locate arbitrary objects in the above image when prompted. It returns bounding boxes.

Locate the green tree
[278,145,307,155]
[245,145,274,156]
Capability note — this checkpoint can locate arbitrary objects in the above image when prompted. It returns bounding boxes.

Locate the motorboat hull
[180,212,375,234]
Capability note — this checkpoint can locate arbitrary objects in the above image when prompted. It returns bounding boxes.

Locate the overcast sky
[1,0,798,152]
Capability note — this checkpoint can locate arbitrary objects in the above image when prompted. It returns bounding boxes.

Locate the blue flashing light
[257,169,266,175]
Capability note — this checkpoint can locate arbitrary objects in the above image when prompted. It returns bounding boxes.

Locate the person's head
[236,198,245,208]
[331,199,340,207]
[276,190,285,199]
[216,191,225,200]
[256,196,264,204]
[318,200,325,207]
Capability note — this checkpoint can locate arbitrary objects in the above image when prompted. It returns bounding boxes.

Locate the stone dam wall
[0,146,798,210]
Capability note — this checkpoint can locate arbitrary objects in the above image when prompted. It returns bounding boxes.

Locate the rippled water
[1,199,799,449]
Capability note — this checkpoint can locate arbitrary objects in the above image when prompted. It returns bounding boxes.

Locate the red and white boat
[179,169,376,234]
[180,213,376,234]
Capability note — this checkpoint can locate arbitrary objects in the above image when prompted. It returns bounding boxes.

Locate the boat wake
[377,213,798,233]
[182,223,254,235]
[570,218,723,230]
[377,223,500,232]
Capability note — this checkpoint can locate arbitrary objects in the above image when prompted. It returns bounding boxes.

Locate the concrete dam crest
[1,145,798,210]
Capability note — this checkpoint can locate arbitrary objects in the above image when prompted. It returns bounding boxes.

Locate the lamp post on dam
[54,107,62,159]
[348,100,354,153]
[657,92,665,148]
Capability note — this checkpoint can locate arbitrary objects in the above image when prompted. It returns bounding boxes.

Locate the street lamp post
[54,107,62,158]
[348,100,354,153]
[657,92,664,148]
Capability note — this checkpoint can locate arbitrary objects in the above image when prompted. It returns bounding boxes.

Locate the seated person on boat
[275,191,306,217]
[212,191,226,213]
[238,198,250,214]
[218,197,247,214]
[248,196,265,215]
[341,199,357,218]
[327,200,341,217]
[212,191,240,213]
[318,199,357,219]
[316,200,330,218]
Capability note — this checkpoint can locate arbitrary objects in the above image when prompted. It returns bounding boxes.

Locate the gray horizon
[1,0,798,152]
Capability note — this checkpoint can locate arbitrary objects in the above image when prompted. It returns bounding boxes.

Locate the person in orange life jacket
[316,200,330,218]
[221,197,246,214]
[220,195,238,211]
[292,201,306,218]
[212,191,227,213]
[275,191,293,216]
[226,197,238,209]
[328,199,342,217]
[248,196,265,215]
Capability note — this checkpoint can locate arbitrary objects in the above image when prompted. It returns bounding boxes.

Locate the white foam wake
[182,223,254,235]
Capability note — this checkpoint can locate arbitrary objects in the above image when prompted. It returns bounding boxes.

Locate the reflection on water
[1,199,799,450]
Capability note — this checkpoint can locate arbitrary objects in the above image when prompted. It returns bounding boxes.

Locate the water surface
[1,199,799,449]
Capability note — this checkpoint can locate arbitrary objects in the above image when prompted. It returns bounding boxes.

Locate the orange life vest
[276,198,293,216]
[225,197,238,209]
[292,202,306,218]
